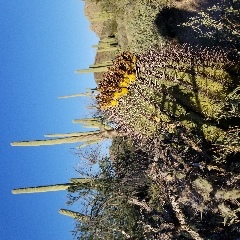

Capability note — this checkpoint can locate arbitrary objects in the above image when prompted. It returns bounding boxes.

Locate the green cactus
[58,92,95,99]
[69,178,92,184]
[101,36,117,43]
[12,178,92,194]
[72,118,106,130]
[96,46,119,53]
[12,184,71,194]
[44,130,100,138]
[76,138,103,149]
[89,61,113,68]
[59,209,89,221]
[115,45,239,143]
[11,129,124,147]
[76,66,109,73]
[11,117,121,147]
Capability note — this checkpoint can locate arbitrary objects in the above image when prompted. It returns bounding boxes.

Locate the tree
[60,144,160,240]
[11,151,154,239]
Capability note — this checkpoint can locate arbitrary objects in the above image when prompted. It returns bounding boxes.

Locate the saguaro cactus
[12,184,71,194]
[103,45,239,143]
[11,129,123,147]
[11,117,125,147]
[76,66,109,74]
[12,178,92,194]
[88,11,113,22]
[96,46,119,53]
[89,61,113,68]
[58,92,94,99]
[59,209,89,221]
[58,88,98,99]
[72,118,107,130]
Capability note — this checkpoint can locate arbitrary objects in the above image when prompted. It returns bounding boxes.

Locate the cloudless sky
[0,1,100,239]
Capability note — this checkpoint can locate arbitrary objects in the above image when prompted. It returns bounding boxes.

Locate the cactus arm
[11,129,123,147]
[69,178,92,184]
[72,118,107,130]
[59,209,89,221]
[58,92,95,99]
[12,184,71,194]
[11,133,103,147]
[76,138,103,149]
[44,131,100,138]
[76,66,109,74]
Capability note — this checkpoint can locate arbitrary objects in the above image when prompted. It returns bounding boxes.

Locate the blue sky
[0,1,100,239]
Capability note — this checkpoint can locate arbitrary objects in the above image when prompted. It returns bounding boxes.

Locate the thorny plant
[100,44,239,148]
[96,51,137,109]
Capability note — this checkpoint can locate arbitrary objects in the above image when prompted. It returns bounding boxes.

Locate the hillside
[84,0,240,84]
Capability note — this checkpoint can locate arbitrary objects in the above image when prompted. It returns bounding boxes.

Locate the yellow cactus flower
[113,88,129,99]
[119,81,129,87]
[120,87,129,95]
[96,52,137,109]
[110,99,118,107]
[128,73,136,83]
[123,73,128,78]
[119,78,130,87]
[101,99,118,109]
[113,91,122,99]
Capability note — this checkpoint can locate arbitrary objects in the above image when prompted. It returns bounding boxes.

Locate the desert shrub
[182,0,240,49]
[117,1,167,52]
[95,0,173,52]
[69,150,158,240]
